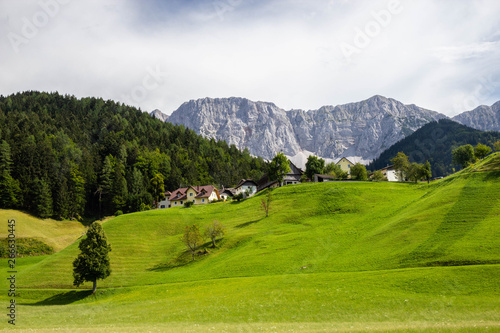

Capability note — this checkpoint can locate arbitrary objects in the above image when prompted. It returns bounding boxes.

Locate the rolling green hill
[368,119,500,177]
[2,153,500,331]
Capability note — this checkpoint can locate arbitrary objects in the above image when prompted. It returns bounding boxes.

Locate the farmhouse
[336,157,355,175]
[168,185,220,207]
[158,191,171,209]
[376,165,399,182]
[258,161,304,191]
[220,179,258,200]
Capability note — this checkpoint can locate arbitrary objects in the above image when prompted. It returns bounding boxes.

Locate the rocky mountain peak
[452,101,500,132]
[163,95,448,162]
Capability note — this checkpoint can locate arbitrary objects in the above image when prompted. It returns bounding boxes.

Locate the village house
[336,157,355,175]
[376,165,399,182]
[220,179,258,200]
[158,191,171,209]
[257,161,304,191]
[168,185,220,207]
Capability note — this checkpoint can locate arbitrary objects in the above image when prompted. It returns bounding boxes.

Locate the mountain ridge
[154,95,448,161]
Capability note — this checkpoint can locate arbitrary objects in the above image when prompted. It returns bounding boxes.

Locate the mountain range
[151,95,500,163]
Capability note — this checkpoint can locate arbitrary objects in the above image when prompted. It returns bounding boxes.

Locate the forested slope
[0,91,266,219]
[368,119,500,176]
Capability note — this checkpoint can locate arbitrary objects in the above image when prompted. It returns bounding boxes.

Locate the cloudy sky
[1,0,499,116]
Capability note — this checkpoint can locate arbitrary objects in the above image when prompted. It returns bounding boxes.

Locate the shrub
[114,210,123,216]
[184,201,194,208]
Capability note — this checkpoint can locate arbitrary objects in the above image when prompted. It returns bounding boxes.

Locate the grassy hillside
[2,154,500,331]
[0,210,85,252]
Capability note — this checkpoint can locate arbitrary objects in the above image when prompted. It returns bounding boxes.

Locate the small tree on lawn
[261,189,273,217]
[422,161,432,183]
[372,170,385,181]
[474,143,492,160]
[204,220,225,248]
[452,144,476,169]
[73,222,111,293]
[350,163,368,180]
[268,152,291,186]
[407,162,423,183]
[305,155,325,180]
[494,141,500,152]
[181,224,203,261]
[391,152,409,182]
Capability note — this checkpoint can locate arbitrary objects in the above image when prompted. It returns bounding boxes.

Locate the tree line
[368,119,500,176]
[0,91,267,219]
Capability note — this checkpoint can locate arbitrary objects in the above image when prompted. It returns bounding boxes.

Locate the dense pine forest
[368,119,500,176]
[0,91,266,219]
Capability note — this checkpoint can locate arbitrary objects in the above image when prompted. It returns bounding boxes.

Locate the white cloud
[0,0,499,116]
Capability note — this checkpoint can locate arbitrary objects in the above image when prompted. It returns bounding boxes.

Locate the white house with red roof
[168,185,220,207]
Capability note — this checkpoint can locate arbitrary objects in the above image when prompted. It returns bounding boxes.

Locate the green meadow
[1,154,500,332]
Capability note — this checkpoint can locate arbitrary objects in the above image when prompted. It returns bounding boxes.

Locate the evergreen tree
[150,173,165,208]
[73,222,111,293]
[111,161,128,212]
[68,165,86,220]
[0,140,13,173]
[100,155,114,214]
[0,141,20,208]
[54,176,69,219]
[33,178,53,218]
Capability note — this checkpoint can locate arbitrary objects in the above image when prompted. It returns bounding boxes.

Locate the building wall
[387,170,399,182]
[337,158,353,174]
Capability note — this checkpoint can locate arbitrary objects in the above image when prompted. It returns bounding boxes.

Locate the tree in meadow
[73,222,111,293]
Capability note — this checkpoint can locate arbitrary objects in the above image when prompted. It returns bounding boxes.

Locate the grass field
[1,154,500,331]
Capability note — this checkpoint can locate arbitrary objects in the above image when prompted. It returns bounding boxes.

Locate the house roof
[314,174,336,180]
[336,157,355,165]
[169,185,219,201]
[235,179,258,189]
[289,161,304,175]
[221,188,237,197]
[377,165,395,172]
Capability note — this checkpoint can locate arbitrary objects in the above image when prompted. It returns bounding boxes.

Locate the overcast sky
[1,0,499,116]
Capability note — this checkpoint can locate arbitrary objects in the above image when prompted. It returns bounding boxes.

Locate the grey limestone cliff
[164,95,447,161]
[452,101,500,132]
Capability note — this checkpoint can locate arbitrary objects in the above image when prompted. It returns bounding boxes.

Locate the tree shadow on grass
[235,218,262,229]
[148,239,227,272]
[22,290,93,306]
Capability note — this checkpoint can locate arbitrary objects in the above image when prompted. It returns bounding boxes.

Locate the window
[160,205,165,209]
[189,193,193,197]
[348,164,351,168]
[180,201,183,205]
[174,202,177,205]
[202,199,205,203]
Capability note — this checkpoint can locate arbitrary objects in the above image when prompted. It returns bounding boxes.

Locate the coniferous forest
[368,119,500,176]
[0,91,267,219]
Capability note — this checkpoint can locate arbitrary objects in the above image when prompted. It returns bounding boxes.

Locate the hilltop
[1,153,499,331]
[368,119,500,176]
